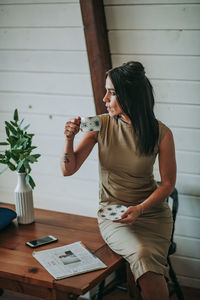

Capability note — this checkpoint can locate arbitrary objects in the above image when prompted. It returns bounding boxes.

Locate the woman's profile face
[103,76,123,118]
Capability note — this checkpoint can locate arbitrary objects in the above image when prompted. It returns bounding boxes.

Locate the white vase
[14,173,34,224]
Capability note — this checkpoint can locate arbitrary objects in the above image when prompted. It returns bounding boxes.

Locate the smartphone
[26,235,58,248]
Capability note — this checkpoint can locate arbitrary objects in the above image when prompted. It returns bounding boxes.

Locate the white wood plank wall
[104,0,200,289]
[1,0,200,291]
[0,0,100,219]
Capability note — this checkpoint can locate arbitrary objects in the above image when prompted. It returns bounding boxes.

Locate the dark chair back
[166,187,178,255]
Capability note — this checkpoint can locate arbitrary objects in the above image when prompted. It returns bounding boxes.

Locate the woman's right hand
[64,116,81,140]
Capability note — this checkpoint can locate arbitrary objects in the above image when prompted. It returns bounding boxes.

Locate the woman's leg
[138,271,169,300]
[98,218,170,300]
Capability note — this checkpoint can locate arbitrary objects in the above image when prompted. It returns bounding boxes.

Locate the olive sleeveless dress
[97,114,173,281]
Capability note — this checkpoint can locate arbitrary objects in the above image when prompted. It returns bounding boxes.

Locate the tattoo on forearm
[63,153,74,163]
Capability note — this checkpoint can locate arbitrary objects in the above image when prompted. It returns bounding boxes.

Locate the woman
[60,61,176,300]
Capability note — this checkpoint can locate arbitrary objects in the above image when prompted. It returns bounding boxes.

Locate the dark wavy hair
[106,61,159,156]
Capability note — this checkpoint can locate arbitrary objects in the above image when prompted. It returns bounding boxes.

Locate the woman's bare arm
[139,129,176,210]
[60,117,98,176]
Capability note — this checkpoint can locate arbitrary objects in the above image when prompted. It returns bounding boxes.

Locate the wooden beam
[80,0,112,115]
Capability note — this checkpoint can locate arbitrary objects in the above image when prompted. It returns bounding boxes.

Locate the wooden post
[80,0,112,115]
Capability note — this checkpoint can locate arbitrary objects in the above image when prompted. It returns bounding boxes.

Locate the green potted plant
[0,109,41,224]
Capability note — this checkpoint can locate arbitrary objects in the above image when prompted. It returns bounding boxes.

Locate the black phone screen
[26,235,57,248]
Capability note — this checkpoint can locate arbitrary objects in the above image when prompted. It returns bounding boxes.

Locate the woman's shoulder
[98,113,111,129]
[98,113,115,140]
[158,120,169,132]
[98,113,110,122]
[158,120,170,143]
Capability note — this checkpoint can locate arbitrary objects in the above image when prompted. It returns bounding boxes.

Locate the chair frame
[166,186,185,300]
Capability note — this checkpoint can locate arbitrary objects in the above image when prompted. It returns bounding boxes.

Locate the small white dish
[98,205,127,221]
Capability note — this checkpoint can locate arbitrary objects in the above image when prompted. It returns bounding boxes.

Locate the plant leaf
[27,134,34,138]
[12,149,23,155]
[25,174,30,185]
[16,159,25,172]
[10,121,18,128]
[17,127,23,135]
[6,136,17,147]
[0,160,8,164]
[13,109,19,122]
[32,154,41,159]
[23,124,30,131]
[10,152,18,163]
[5,121,17,136]
[24,159,31,174]
[23,139,30,149]
[5,150,11,159]
[0,142,9,146]
[27,155,37,163]
[7,161,16,171]
[5,126,10,137]
[19,118,24,128]
[15,137,26,147]
[27,146,37,153]
[26,174,35,189]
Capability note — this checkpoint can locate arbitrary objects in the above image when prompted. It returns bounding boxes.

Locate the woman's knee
[126,246,152,265]
[135,246,152,260]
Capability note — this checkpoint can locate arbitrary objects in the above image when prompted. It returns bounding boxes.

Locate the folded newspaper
[33,241,107,280]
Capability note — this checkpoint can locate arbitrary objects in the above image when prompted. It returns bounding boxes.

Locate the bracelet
[63,152,74,163]
[139,203,144,215]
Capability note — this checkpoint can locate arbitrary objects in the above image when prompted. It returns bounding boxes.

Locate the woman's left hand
[114,205,142,225]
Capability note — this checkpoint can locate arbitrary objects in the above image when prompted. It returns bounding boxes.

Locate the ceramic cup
[80,116,101,132]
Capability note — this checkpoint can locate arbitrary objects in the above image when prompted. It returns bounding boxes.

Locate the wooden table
[0,203,123,300]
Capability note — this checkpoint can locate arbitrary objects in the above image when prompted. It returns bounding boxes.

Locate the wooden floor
[1,285,200,300]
